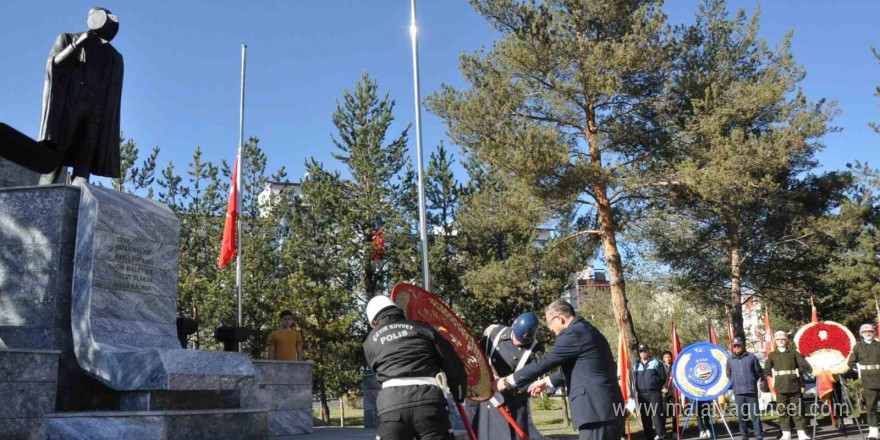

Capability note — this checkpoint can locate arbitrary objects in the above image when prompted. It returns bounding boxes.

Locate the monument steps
[40,408,268,440]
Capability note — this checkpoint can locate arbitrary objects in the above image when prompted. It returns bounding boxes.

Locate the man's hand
[662,388,668,394]
[495,377,509,392]
[527,377,551,397]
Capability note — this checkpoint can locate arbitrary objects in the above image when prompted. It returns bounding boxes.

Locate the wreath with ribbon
[794,321,855,374]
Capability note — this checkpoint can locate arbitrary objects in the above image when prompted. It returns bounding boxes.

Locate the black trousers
[638,392,666,440]
[578,417,625,440]
[377,403,455,440]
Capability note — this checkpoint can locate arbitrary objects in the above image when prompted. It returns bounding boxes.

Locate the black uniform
[633,357,667,440]
[763,348,812,432]
[467,324,545,440]
[364,307,467,440]
[849,339,880,427]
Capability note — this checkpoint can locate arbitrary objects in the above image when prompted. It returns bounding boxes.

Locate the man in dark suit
[495,300,625,440]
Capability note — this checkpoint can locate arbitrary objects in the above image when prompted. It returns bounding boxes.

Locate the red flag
[670,315,682,359]
[763,308,777,395]
[811,296,818,323]
[875,298,880,329]
[618,320,631,404]
[217,158,239,269]
[618,321,633,438]
[669,315,682,435]
[708,321,718,345]
[763,310,774,356]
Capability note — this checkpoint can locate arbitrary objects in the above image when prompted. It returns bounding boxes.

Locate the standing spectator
[726,337,767,440]
[661,351,674,430]
[268,310,304,361]
[693,399,712,439]
[634,345,667,440]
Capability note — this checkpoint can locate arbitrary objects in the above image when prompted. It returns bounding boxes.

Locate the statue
[38,7,124,185]
[0,8,124,185]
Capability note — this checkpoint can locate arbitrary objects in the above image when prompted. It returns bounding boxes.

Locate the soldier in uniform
[848,324,880,440]
[762,331,812,440]
[469,312,545,440]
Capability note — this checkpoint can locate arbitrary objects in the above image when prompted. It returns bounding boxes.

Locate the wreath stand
[678,398,736,440]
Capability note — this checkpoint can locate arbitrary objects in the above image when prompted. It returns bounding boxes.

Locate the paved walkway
[298,426,377,439]
[295,421,869,440]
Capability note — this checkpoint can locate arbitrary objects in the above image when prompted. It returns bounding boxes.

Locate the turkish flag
[217,158,239,269]
[670,316,682,433]
[617,320,634,412]
[764,310,777,395]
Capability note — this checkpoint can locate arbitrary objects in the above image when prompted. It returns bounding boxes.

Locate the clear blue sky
[1,1,877,187]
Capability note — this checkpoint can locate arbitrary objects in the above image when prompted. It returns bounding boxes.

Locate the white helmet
[367,296,399,326]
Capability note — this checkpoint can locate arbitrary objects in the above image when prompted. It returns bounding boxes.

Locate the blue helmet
[512,312,539,345]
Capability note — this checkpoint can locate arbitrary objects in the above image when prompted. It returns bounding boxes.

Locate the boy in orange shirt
[268,310,304,361]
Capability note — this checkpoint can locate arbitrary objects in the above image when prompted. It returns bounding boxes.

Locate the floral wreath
[793,321,855,374]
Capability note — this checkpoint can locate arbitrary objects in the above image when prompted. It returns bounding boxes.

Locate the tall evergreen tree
[428,0,674,355]
[278,159,362,423]
[329,72,419,304]
[426,144,465,305]
[640,0,847,335]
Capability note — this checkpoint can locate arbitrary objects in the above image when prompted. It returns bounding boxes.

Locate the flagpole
[236,44,246,329]
[409,0,430,291]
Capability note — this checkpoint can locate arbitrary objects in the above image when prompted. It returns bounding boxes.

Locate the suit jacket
[512,316,623,428]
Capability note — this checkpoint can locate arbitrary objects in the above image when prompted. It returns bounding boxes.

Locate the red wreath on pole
[370,230,385,261]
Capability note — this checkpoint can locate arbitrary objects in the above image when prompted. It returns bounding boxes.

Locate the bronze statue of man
[38,7,123,185]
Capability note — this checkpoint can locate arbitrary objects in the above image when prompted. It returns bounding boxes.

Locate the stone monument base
[0,348,60,440]
[40,409,268,440]
[245,360,314,438]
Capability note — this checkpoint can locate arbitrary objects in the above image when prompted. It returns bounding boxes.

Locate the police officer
[469,312,545,440]
[633,344,667,440]
[763,331,811,440]
[849,324,880,440]
[363,296,467,440]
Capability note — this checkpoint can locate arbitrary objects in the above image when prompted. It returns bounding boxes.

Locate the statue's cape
[39,32,123,178]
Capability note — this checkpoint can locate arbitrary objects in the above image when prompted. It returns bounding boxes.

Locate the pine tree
[115,136,159,198]
[329,72,419,304]
[428,0,673,356]
[279,159,362,423]
[425,144,465,305]
[455,157,592,332]
[640,0,848,335]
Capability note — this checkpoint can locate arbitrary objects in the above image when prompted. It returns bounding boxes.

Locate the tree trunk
[585,109,639,361]
[318,354,330,422]
[365,231,378,298]
[728,224,745,339]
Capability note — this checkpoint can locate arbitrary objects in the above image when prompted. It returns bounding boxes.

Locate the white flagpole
[409,0,430,291]
[236,44,246,329]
